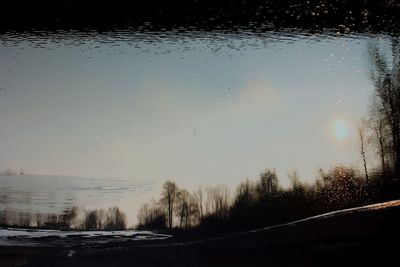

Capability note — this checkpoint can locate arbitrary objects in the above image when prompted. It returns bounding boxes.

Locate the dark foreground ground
[1,201,400,267]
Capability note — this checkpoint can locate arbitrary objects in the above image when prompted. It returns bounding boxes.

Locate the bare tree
[82,207,126,230]
[369,38,400,173]
[175,189,190,229]
[192,186,204,221]
[258,169,279,197]
[138,203,150,226]
[83,210,100,230]
[358,125,369,183]
[369,95,392,175]
[287,170,302,190]
[104,207,126,230]
[137,198,166,229]
[18,212,31,227]
[174,190,200,229]
[373,117,388,174]
[234,179,257,209]
[186,194,200,228]
[205,185,230,219]
[60,206,79,228]
[161,180,178,230]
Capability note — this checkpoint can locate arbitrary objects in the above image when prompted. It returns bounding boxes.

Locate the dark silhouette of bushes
[137,183,230,231]
[137,205,167,230]
[0,206,127,231]
[104,207,127,230]
[82,207,127,230]
[137,165,400,234]
[39,206,80,229]
[226,165,398,232]
[83,209,104,230]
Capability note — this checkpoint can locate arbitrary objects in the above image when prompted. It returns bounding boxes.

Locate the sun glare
[334,119,348,140]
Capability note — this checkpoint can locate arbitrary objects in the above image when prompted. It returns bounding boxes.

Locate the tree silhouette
[369,38,400,173]
[258,169,279,197]
[175,189,190,229]
[369,98,390,175]
[193,186,205,221]
[137,198,166,230]
[161,180,178,230]
[358,124,369,183]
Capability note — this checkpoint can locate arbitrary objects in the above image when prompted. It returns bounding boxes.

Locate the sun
[334,119,348,140]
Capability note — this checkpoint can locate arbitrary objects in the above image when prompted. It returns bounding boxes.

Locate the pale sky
[0,32,386,189]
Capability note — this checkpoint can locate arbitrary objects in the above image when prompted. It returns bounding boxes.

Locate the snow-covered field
[0,228,171,246]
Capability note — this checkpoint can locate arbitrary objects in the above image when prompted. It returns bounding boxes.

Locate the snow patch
[0,228,170,239]
[0,227,172,246]
[68,250,75,257]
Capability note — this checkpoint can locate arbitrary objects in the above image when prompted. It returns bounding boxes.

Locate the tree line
[0,206,127,231]
[137,181,231,231]
[359,38,400,178]
[137,164,399,234]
